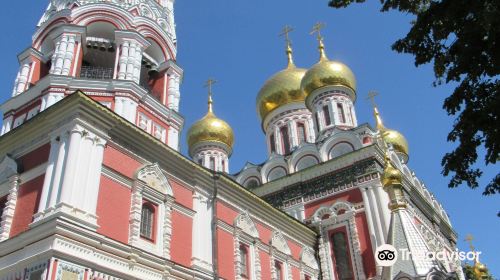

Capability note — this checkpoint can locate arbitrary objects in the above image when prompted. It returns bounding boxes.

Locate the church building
[0,1,464,280]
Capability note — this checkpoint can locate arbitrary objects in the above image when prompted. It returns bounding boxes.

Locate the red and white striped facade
[0,1,463,280]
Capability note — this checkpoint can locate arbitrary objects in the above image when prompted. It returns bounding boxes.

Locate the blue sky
[0,0,498,276]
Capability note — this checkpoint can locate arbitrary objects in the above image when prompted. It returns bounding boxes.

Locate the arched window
[331,232,354,280]
[323,105,331,126]
[297,122,306,144]
[337,103,346,123]
[329,142,354,159]
[267,166,287,182]
[140,203,155,240]
[280,126,291,154]
[244,177,260,189]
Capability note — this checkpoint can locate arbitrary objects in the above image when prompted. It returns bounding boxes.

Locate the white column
[38,137,59,212]
[167,74,176,109]
[51,34,69,75]
[71,133,94,208]
[367,187,384,245]
[61,35,76,76]
[0,175,20,241]
[374,184,391,238]
[306,117,315,143]
[12,62,32,96]
[360,187,378,251]
[191,191,213,271]
[289,120,298,147]
[59,127,83,204]
[84,137,107,214]
[47,133,68,208]
[117,41,130,80]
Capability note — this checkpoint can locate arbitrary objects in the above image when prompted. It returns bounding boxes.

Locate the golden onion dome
[187,96,234,156]
[257,45,307,121]
[382,162,403,187]
[382,129,409,161]
[301,40,356,102]
[373,106,410,163]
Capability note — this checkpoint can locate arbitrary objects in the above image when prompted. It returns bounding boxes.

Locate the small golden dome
[256,45,306,121]
[301,40,356,101]
[382,129,409,161]
[382,162,403,187]
[187,96,234,156]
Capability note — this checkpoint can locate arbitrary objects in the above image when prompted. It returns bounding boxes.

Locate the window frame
[140,201,157,242]
[239,243,250,278]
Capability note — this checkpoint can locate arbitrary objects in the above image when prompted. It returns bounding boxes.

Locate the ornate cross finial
[367,91,379,108]
[279,25,295,68]
[310,22,326,41]
[465,234,475,251]
[279,25,294,46]
[311,22,327,60]
[204,78,217,112]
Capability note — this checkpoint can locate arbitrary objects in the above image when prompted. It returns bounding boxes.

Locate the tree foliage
[329,0,499,213]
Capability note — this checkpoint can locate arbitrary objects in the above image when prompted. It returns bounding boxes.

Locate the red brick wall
[10,175,44,237]
[102,146,142,178]
[217,228,235,280]
[356,213,376,278]
[18,143,50,172]
[96,176,131,244]
[170,210,193,267]
[259,249,271,280]
[170,179,193,210]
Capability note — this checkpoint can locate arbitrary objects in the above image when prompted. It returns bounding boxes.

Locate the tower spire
[310,22,328,61]
[204,78,217,113]
[279,25,295,68]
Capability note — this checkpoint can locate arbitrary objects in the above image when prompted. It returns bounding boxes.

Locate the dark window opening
[280,126,291,154]
[275,261,283,280]
[140,204,155,240]
[323,105,331,126]
[331,232,354,280]
[270,133,276,153]
[240,244,249,277]
[209,157,216,170]
[337,103,346,123]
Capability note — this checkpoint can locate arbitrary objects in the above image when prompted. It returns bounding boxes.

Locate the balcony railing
[79,66,114,80]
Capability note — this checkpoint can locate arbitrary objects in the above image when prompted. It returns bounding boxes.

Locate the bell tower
[1,0,183,150]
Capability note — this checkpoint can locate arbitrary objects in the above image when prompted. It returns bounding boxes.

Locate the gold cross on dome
[204,78,217,112]
[310,22,326,41]
[204,78,217,96]
[367,91,379,108]
[465,234,475,251]
[279,25,294,45]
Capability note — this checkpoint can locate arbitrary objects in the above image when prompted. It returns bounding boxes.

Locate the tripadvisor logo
[375,244,482,267]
